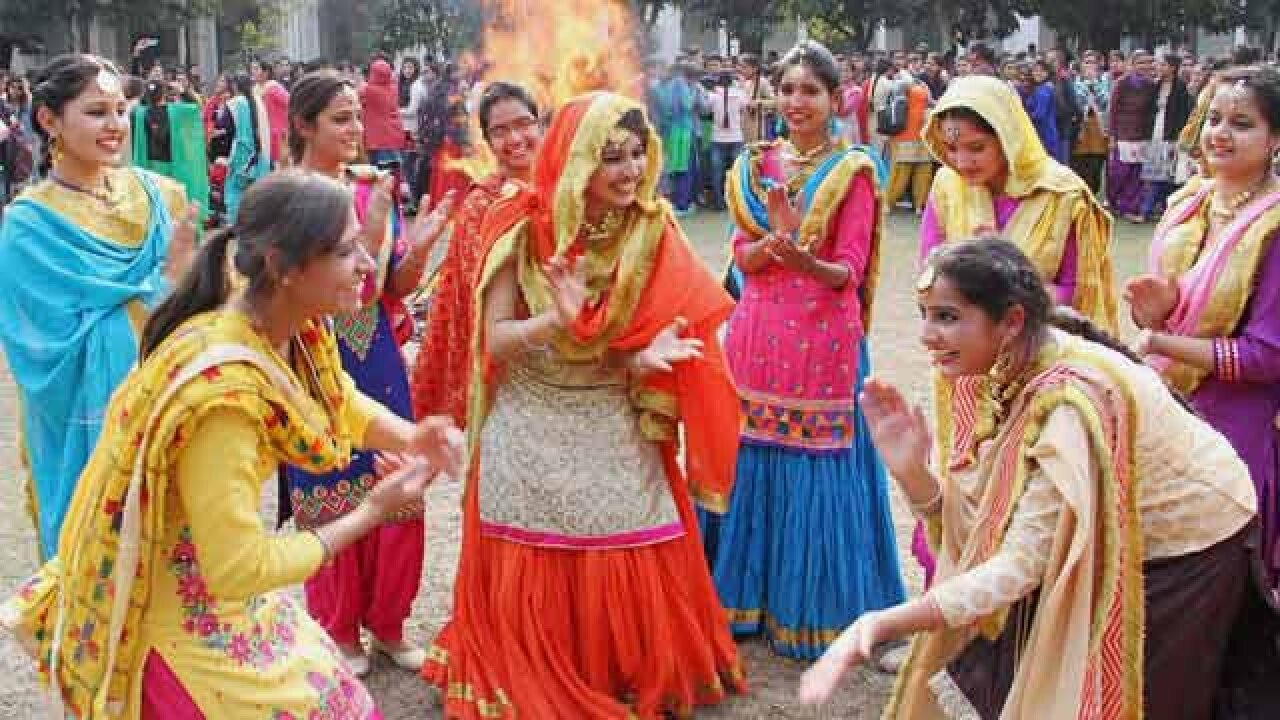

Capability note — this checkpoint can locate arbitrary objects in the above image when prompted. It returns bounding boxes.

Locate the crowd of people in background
[0,39,1268,226]
[1,28,1280,719]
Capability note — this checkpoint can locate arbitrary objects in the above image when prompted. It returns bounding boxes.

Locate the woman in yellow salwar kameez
[910,76,1120,584]
[800,238,1256,720]
[0,172,461,720]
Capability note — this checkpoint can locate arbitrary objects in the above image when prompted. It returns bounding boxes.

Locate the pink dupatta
[1147,183,1280,382]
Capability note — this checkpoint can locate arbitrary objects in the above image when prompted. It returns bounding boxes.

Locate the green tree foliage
[367,0,483,57]
[1039,0,1243,50]
[0,0,220,53]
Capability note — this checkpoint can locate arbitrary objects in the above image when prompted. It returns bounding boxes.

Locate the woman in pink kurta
[702,40,904,660]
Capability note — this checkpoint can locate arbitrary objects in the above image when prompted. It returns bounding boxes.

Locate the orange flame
[481,0,644,108]
[448,0,644,180]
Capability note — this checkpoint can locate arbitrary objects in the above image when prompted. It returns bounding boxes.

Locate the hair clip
[604,126,634,152]
[916,264,937,292]
[96,71,122,95]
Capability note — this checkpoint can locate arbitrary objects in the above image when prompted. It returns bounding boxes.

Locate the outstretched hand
[797,613,883,705]
[859,378,932,484]
[545,255,588,329]
[405,190,456,257]
[631,317,704,374]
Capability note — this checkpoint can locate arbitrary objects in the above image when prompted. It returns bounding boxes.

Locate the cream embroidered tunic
[928,344,1256,627]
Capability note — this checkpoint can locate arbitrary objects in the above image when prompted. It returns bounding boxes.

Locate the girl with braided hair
[801,237,1257,719]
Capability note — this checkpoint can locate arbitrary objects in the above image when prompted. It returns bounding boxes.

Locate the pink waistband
[480,521,686,550]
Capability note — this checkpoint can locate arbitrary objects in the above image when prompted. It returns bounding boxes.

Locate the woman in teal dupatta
[131,80,210,223]
[0,54,193,559]
[223,73,270,221]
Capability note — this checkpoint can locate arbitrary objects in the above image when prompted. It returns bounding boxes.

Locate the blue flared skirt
[699,340,905,659]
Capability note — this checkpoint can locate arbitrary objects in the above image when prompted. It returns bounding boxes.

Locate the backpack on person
[877,78,908,136]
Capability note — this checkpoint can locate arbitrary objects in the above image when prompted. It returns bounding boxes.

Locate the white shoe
[371,637,427,671]
[340,643,371,676]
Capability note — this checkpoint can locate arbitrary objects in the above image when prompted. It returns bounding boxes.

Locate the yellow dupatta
[887,334,1145,720]
[923,76,1117,332]
[1147,175,1280,394]
[0,311,362,718]
[922,76,1120,487]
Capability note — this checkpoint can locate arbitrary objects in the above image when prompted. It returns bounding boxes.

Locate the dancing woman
[707,40,905,660]
[915,74,1118,584]
[283,70,454,675]
[413,81,542,426]
[0,54,195,559]
[0,171,461,719]
[422,91,745,719]
[800,238,1257,719]
[1127,65,1280,715]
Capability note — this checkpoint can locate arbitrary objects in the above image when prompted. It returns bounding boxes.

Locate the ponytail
[140,227,235,358]
[1048,307,1143,365]
[1049,306,1195,412]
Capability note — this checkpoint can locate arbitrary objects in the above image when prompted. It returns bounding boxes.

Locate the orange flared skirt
[423,455,746,719]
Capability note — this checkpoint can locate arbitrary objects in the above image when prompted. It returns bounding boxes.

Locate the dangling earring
[986,339,1016,418]
[49,135,64,167]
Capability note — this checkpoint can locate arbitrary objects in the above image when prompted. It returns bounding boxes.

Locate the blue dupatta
[0,170,172,558]
[225,95,270,221]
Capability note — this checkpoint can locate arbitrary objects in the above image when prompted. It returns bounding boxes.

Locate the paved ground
[0,208,1150,718]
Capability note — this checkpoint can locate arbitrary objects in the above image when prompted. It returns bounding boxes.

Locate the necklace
[780,139,836,195]
[50,171,117,208]
[1208,175,1274,225]
[579,209,625,245]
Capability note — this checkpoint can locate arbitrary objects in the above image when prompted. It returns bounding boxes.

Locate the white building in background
[277,0,323,61]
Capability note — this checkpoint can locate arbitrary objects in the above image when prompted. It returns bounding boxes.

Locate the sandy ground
[0,208,1148,718]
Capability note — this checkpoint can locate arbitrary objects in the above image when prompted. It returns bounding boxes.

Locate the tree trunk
[75,3,93,53]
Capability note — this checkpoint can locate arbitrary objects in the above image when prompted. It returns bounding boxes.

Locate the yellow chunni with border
[888,335,1144,720]
[1149,175,1280,394]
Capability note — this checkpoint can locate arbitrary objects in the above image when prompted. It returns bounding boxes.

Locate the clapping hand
[167,203,199,281]
[765,184,803,237]
[410,415,466,480]
[366,452,433,518]
[360,173,397,256]
[1123,274,1178,330]
[765,232,817,273]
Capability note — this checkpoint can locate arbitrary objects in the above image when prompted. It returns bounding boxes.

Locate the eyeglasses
[487,116,538,142]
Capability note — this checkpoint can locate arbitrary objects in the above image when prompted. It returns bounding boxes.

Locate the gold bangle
[909,489,942,516]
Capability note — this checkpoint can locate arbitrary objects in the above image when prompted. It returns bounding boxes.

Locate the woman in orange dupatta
[412,82,542,426]
[422,92,746,718]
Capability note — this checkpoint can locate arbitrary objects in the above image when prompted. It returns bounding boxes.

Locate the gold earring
[986,339,1017,416]
[49,136,64,166]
